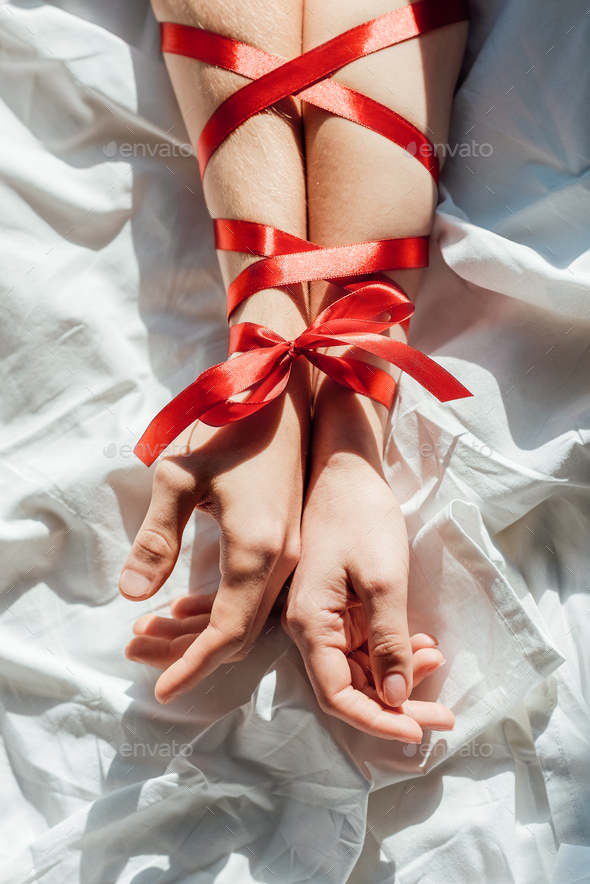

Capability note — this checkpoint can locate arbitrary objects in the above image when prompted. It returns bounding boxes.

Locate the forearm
[151,0,308,339]
[305,0,467,310]
[305,0,467,448]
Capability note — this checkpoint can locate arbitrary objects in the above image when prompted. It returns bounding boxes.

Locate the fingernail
[120,569,151,598]
[425,634,439,647]
[383,673,408,706]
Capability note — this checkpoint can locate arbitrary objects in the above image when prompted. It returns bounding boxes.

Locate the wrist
[311,378,386,476]
[228,284,308,341]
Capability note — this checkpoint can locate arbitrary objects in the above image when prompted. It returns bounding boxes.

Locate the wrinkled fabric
[0,1,589,882]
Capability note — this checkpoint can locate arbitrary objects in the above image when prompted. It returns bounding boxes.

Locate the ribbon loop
[135,280,472,466]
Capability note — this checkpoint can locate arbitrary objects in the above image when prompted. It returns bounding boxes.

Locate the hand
[132,591,448,743]
[282,382,454,741]
[120,361,310,704]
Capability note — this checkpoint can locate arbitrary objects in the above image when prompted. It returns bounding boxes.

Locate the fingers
[411,647,446,688]
[125,595,215,669]
[285,583,421,740]
[352,643,445,691]
[119,460,196,601]
[353,571,413,709]
[403,699,455,732]
[153,530,298,703]
[306,643,424,742]
[349,645,454,732]
[132,612,211,640]
[152,585,261,702]
[239,551,296,647]
[354,633,438,658]
[126,633,196,671]
[288,583,453,739]
[410,633,439,653]
[123,510,299,705]
[170,593,216,619]
[285,573,422,740]
[125,569,287,682]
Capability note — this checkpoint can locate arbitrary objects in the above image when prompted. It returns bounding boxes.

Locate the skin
[121,0,311,702]
[121,0,467,739]
[284,0,467,734]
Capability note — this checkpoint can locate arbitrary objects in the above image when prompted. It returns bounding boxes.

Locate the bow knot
[134,279,472,466]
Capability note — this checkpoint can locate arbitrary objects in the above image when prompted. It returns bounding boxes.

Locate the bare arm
[284,0,467,736]
[121,0,311,703]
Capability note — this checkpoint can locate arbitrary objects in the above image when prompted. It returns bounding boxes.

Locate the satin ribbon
[135,0,472,465]
[135,280,471,466]
[161,0,469,178]
[214,219,430,318]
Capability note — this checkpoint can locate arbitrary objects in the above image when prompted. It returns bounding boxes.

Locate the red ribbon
[161,0,469,178]
[135,279,471,466]
[214,219,430,318]
[135,0,472,466]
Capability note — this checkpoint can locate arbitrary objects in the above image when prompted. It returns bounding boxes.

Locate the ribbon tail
[197,360,292,426]
[134,378,225,466]
[134,346,290,466]
[403,354,473,401]
[305,351,397,410]
[307,341,472,407]
[320,334,473,403]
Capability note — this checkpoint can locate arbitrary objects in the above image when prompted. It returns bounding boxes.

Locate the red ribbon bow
[134,278,471,466]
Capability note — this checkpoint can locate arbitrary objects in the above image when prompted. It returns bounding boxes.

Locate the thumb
[119,461,196,601]
[354,577,413,707]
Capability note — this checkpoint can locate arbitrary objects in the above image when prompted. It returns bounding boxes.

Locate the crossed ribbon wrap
[135,0,472,467]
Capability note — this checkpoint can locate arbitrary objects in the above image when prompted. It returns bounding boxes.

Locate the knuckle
[134,526,175,565]
[370,634,409,666]
[222,561,264,586]
[361,580,390,602]
[228,626,249,650]
[283,604,308,641]
[252,527,284,563]
[315,685,349,718]
[283,534,301,570]
[214,622,250,657]
[228,643,252,662]
[228,526,285,571]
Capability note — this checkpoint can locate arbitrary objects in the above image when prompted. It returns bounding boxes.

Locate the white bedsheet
[0,1,589,882]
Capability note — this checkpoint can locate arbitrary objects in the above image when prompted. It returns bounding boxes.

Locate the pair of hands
[120,357,454,742]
